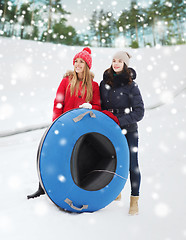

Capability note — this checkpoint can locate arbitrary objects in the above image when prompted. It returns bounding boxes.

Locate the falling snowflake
[124,108,130,114]
[159,142,169,153]
[132,146,138,153]
[178,131,186,140]
[16,121,24,128]
[160,90,173,104]
[155,44,161,49]
[111,1,118,6]
[54,130,59,135]
[0,215,11,231]
[152,192,159,200]
[1,96,7,102]
[173,65,179,71]
[136,55,142,61]
[88,218,96,224]
[56,103,63,109]
[8,176,22,190]
[146,126,152,133]
[182,165,186,174]
[153,80,161,89]
[147,65,153,71]
[160,71,167,79]
[58,175,66,183]
[154,202,171,217]
[121,129,127,135]
[56,93,64,101]
[12,62,32,82]
[34,202,48,216]
[104,84,110,90]
[30,91,35,97]
[171,108,177,114]
[166,1,173,7]
[0,104,14,120]
[11,79,16,85]
[59,138,67,146]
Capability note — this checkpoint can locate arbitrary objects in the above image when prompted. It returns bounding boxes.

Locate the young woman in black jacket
[100,51,144,215]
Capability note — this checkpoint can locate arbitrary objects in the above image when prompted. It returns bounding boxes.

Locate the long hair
[69,63,93,102]
[105,63,132,87]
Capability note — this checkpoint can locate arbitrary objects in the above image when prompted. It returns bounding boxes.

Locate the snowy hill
[0,37,186,240]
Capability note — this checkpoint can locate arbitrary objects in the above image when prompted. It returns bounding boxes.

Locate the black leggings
[125,130,141,196]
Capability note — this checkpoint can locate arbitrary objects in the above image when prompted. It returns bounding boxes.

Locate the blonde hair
[69,63,93,102]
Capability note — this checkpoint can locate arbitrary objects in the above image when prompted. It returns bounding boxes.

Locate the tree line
[0,0,185,48]
[0,0,82,45]
[89,0,186,47]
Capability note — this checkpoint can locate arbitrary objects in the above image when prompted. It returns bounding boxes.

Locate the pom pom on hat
[83,47,91,54]
[73,47,92,69]
[112,51,131,67]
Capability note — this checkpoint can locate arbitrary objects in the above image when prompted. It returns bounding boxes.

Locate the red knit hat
[73,47,92,69]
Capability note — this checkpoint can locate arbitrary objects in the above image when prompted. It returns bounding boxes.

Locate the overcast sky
[61,0,150,33]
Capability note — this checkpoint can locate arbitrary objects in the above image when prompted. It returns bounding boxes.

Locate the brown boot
[129,196,139,215]
[115,193,121,201]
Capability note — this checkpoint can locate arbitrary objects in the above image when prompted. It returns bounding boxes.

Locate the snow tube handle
[64,198,88,211]
[73,111,96,122]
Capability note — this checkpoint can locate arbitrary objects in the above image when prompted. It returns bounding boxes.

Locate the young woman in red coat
[27,47,101,199]
[52,47,101,121]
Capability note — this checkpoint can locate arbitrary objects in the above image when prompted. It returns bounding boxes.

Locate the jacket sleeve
[90,81,101,111]
[118,83,145,126]
[52,78,67,121]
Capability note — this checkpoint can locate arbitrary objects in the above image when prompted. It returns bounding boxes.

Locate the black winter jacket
[100,68,144,132]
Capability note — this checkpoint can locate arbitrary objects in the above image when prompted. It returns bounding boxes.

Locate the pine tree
[1,0,8,31]
[0,0,4,10]
[19,3,33,39]
[89,9,117,47]
[117,8,131,43]
[129,0,140,46]
[89,10,99,46]
[146,0,162,46]
[168,0,186,43]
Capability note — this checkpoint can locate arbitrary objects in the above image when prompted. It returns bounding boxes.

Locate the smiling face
[74,58,86,75]
[112,58,124,73]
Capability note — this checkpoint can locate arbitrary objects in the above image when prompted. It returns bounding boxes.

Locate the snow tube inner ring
[71,132,117,191]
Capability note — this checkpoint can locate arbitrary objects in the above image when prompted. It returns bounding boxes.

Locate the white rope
[90,170,128,181]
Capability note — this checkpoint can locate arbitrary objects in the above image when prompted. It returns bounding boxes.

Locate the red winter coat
[52,71,101,121]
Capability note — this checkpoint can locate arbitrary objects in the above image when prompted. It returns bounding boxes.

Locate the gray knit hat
[112,51,132,66]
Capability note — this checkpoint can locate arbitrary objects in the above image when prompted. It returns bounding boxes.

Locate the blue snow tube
[37,109,129,213]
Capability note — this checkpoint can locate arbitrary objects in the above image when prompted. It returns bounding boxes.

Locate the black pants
[125,130,141,196]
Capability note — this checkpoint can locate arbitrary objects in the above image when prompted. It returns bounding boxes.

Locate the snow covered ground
[0,37,186,240]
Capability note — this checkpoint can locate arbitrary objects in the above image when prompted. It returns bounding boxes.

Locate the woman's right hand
[79,102,92,109]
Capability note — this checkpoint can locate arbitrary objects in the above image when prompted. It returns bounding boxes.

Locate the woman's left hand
[79,102,92,109]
